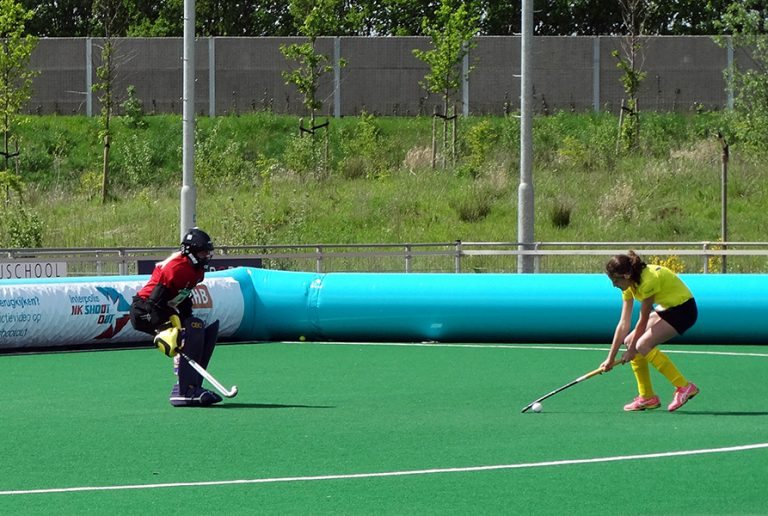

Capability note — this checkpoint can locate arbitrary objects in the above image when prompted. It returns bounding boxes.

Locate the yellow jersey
[621,265,693,309]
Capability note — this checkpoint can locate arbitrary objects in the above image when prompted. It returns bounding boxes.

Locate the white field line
[299,341,768,358]
[2,443,767,496]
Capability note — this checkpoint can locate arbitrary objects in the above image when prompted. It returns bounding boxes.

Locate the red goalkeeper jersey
[136,252,205,308]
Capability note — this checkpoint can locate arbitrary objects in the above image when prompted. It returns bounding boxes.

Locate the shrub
[598,181,638,223]
[449,184,493,222]
[338,112,390,179]
[549,201,572,228]
[648,255,686,273]
[196,120,253,187]
[462,119,498,176]
[283,134,319,177]
[121,85,147,129]
[340,156,368,180]
[254,154,282,195]
[77,169,103,200]
[403,146,432,172]
[2,206,44,247]
[119,134,155,186]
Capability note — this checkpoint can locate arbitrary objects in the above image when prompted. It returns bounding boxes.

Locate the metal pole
[334,37,341,119]
[85,38,93,117]
[719,133,729,273]
[180,0,197,241]
[405,245,412,273]
[726,36,734,111]
[592,36,600,112]
[208,37,216,117]
[518,0,535,273]
[462,44,469,117]
[454,241,462,273]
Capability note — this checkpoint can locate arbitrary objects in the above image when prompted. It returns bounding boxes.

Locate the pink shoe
[623,395,661,411]
[668,383,699,412]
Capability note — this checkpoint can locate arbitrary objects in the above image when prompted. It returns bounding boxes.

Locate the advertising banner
[137,258,262,275]
[0,277,245,350]
[0,262,68,279]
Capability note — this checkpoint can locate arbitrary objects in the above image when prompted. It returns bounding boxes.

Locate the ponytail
[605,250,647,284]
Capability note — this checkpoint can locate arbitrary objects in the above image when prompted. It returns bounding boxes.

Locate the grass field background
[2,341,767,514]
[7,112,768,253]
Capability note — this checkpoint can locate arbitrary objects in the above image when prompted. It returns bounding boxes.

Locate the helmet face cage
[181,228,214,267]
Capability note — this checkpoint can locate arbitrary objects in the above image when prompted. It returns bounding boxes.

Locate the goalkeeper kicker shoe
[169,384,223,407]
[623,395,661,412]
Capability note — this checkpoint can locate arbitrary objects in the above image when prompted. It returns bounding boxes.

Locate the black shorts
[129,296,171,336]
[656,297,698,335]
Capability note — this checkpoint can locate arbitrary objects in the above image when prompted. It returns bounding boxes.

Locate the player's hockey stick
[521,360,621,413]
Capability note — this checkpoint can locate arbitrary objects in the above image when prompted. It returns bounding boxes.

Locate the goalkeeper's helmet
[181,227,214,268]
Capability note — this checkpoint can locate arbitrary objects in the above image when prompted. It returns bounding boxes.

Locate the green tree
[0,0,41,246]
[413,0,479,167]
[613,0,647,152]
[360,0,435,36]
[125,1,297,37]
[715,1,768,152]
[281,0,362,123]
[16,0,733,37]
[0,0,37,186]
[195,0,293,36]
[21,0,94,36]
[529,0,729,36]
[644,0,729,35]
[92,0,130,203]
[123,0,182,36]
[280,0,362,176]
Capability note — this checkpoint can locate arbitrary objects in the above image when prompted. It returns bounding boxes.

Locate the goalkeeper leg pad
[178,317,206,390]
[201,320,220,369]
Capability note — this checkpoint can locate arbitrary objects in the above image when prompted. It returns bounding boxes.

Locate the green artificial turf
[1,342,767,514]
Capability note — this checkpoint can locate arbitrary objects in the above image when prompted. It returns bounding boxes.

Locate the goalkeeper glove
[169,314,182,329]
[154,327,182,357]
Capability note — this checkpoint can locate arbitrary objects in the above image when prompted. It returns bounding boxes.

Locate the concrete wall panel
[25,36,731,116]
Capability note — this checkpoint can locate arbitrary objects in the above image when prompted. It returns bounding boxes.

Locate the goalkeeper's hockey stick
[179,352,238,398]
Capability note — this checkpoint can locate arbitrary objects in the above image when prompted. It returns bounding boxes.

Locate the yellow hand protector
[169,314,182,329]
[154,327,181,357]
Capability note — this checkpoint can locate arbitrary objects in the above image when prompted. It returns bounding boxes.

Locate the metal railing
[2,241,768,277]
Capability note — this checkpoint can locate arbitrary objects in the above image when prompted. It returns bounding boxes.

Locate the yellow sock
[645,348,687,388]
[630,355,655,398]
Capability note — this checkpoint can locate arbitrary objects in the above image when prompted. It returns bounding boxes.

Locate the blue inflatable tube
[0,267,764,351]
[245,269,763,344]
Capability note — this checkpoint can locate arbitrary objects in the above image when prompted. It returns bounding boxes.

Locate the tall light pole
[718,132,729,273]
[180,0,196,241]
[518,0,535,272]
